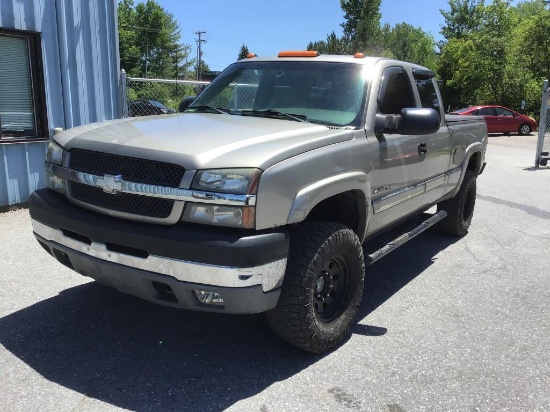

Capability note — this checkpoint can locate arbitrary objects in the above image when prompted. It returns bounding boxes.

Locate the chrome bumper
[32,219,287,292]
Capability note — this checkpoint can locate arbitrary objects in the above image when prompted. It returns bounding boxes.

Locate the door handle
[418,142,428,155]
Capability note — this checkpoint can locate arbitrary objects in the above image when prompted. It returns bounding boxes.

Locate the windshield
[188,61,368,128]
[452,108,473,114]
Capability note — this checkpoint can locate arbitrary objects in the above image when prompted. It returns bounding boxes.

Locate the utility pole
[195,31,206,80]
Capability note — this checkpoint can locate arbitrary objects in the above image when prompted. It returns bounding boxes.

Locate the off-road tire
[266,222,365,353]
[437,170,476,236]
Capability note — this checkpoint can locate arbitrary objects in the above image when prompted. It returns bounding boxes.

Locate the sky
[144,0,520,72]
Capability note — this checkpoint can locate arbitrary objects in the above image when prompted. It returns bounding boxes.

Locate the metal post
[120,69,129,118]
[195,31,206,81]
[535,80,549,167]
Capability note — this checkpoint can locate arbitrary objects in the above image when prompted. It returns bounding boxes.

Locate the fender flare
[287,171,371,239]
[451,142,485,197]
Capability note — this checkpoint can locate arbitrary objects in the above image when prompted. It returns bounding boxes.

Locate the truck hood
[54,113,354,170]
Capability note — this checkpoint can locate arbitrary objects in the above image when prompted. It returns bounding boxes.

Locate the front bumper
[29,189,289,313]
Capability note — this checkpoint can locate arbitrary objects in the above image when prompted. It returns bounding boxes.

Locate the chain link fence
[121,70,209,118]
[535,80,550,167]
[209,83,259,110]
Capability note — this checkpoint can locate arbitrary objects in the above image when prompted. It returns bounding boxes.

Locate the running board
[365,210,447,266]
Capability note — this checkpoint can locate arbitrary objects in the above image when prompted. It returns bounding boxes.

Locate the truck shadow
[356,228,460,329]
[0,230,457,411]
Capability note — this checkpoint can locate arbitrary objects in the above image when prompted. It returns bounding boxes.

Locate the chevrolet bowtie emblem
[96,174,123,194]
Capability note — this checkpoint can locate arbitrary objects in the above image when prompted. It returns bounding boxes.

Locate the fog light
[182,203,255,228]
[192,290,224,305]
[45,170,65,194]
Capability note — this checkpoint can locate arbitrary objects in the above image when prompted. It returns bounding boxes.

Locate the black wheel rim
[314,254,352,323]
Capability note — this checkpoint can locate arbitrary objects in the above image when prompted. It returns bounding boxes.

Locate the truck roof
[236,52,430,72]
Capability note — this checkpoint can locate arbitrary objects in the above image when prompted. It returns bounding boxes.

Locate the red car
[450,105,537,135]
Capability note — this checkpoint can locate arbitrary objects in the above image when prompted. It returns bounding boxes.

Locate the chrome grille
[69,150,185,187]
[67,150,185,219]
[68,181,174,218]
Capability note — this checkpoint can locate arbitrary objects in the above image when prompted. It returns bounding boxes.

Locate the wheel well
[304,190,366,235]
[467,152,481,176]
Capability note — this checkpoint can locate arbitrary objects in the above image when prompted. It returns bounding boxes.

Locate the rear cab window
[412,69,441,112]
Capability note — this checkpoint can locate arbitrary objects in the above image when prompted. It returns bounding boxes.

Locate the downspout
[54,0,74,130]
[112,0,123,118]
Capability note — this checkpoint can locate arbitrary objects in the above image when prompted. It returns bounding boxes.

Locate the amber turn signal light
[278,50,319,58]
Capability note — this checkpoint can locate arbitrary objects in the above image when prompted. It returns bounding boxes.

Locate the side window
[0,29,47,141]
[377,67,415,115]
[495,107,513,116]
[413,74,440,111]
[479,107,495,116]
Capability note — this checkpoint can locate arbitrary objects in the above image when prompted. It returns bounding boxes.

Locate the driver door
[368,66,429,234]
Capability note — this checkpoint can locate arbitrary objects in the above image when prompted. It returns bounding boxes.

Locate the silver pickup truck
[29,52,487,353]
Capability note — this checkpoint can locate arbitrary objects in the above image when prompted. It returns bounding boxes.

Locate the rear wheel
[437,170,477,236]
[266,222,365,353]
[518,123,531,135]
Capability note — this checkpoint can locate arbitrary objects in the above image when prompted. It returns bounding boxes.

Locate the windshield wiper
[307,119,353,129]
[187,105,229,114]
[240,109,308,123]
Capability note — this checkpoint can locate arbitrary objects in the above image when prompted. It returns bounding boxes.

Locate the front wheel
[437,170,477,236]
[266,222,365,353]
[518,123,531,135]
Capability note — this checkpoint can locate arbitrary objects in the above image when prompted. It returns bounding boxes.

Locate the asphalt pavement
[0,134,549,412]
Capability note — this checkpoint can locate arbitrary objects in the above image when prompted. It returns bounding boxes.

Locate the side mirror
[178,96,196,112]
[374,108,440,135]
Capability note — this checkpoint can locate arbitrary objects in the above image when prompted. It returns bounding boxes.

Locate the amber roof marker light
[246,53,257,58]
[278,50,320,58]
[354,53,366,58]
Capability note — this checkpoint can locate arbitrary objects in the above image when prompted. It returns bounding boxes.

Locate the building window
[0,28,47,142]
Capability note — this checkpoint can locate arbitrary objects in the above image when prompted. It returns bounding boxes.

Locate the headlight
[183,203,255,229]
[191,168,261,194]
[45,140,65,194]
[46,140,64,165]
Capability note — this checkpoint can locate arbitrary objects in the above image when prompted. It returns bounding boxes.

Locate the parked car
[450,105,537,135]
[128,100,176,117]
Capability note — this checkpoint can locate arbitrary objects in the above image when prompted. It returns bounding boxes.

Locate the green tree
[340,0,382,53]
[473,0,513,104]
[513,0,548,17]
[377,23,437,69]
[117,0,193,79]
[437,37,481,108]
[440,0,486,44]
[510,4,550,82]
[437,0,520,109]
[307,31,348,54]
[506,2,550,115]
[118,0,141,74]
[307,0,435,66]
[237,44,250,60]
